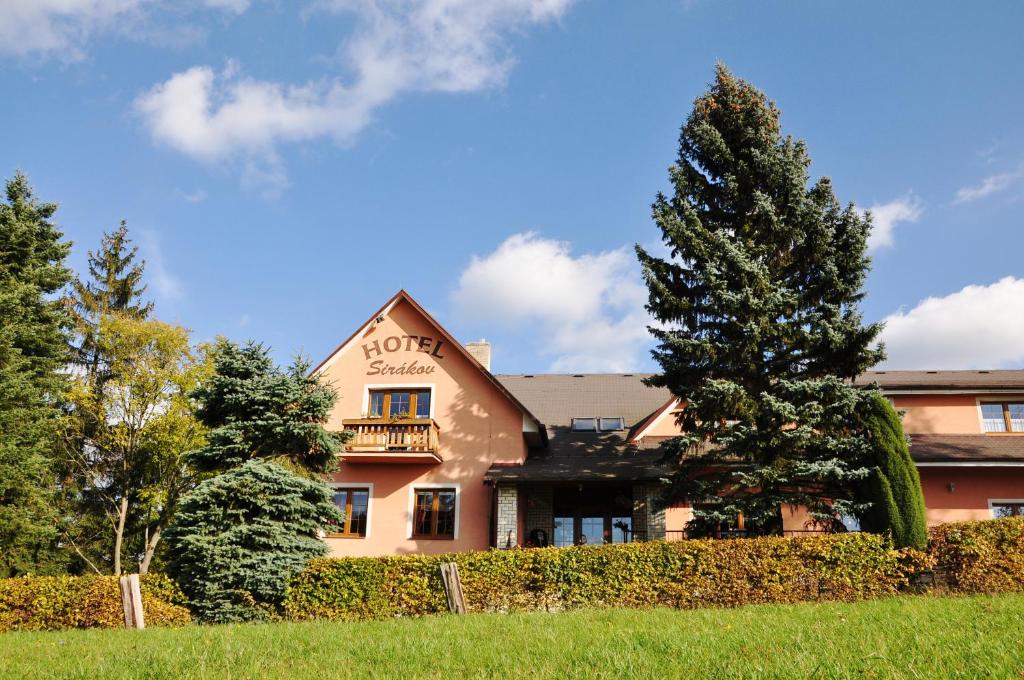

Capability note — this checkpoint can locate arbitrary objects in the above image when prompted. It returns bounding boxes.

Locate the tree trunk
[139,525,161,575]
[113,495,129,575]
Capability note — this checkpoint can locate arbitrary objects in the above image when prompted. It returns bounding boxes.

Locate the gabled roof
[856,369,1024,391]
[311,290,544,434]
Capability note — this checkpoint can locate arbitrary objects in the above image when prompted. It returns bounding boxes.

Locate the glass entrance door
[580,516,604,545]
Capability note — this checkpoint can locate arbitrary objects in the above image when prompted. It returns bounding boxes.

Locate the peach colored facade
[894,393,1024,525]
[314,292,1024,556]
[316,293,533,557]
[624,379,1024,536]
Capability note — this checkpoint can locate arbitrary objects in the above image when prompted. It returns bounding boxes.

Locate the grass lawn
[2,593,1023,679]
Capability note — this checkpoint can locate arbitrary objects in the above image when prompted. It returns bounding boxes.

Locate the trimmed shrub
[284,532,915,621]
[0,574,191,632]
[858,392,929,549]
[929,517,1024,593]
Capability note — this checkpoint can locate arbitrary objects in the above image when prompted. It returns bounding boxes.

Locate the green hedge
[284,533,924,621]
[929,517,1024,593]
[0,574,192,632]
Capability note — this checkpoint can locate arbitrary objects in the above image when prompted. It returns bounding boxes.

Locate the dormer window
[572,417,625,432]
[599,417,625,432]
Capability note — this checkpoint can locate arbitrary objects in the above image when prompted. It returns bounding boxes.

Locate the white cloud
[0,0,254,59]
[0,0,142,58]
[176,188,208,203]
[135,0,574,189]
[203,0,251,12]
[877,277,1024,369]
[452,232,652,372]
[866,193,922,252]
[954,168,1024,204]
[139,230,184,303]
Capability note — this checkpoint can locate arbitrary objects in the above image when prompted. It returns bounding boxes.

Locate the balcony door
[368,389,431,419]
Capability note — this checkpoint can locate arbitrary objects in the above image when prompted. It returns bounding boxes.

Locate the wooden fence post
[119,574,145,630]
[439,562,466,614]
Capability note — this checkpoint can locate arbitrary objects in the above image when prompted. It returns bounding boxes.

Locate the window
[412,488,456,539]
[553,516,574,547]
[572,417,624,432]
[980,402,1024,433]
[571,417,597,432]
[991,502,1024,518]
[611,516,632,543]
[327,487,370,538]
[598,417,625,431]
[368,389,432,419]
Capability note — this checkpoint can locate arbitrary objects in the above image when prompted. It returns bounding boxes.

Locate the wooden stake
[439,562,466,614]
[119,574,146,630]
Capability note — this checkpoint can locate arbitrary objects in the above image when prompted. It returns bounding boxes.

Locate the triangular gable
[311,289,545,439]
[629,396,682,443]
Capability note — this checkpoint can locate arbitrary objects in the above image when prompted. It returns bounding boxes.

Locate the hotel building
[314,290,1024,556]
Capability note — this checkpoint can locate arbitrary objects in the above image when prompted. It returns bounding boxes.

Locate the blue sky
[3,1,1023,374]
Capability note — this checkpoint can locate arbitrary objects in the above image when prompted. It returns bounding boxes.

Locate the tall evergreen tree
[165,340,346,620]
[69,220,152,382]
[636,66,885,534]
[0,172,73,575]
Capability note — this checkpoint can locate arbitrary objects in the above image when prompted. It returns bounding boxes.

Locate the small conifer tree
[165,340,346,621]
[858,392,928,549]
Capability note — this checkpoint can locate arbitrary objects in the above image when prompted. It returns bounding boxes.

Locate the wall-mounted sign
[362,335,445,376]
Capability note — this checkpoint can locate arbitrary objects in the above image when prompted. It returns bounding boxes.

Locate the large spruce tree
[636,66,885,534]
[164,340,345,621]
[0,172,73,575]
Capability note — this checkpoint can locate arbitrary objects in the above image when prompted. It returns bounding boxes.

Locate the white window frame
[975,396,1024,434]
[327,482,374,538]
[988,498,1024,519]
[407,482,461,540]
[361,383,436,419]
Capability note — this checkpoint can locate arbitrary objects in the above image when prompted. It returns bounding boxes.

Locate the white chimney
[465,339,492,371]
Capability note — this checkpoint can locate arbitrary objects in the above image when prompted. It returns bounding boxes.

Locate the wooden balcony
[339,418,442,463]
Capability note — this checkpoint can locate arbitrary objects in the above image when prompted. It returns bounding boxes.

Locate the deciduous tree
[66,316,205,574]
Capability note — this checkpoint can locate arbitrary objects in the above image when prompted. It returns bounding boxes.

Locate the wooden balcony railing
[340,418,441,462]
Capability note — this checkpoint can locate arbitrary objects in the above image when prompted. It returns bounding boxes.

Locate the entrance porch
[493,482,667,549]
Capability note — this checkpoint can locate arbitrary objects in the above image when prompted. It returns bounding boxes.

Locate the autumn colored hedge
[929,517,1024,593]
[0,574,191,632]
[284,533,925,621]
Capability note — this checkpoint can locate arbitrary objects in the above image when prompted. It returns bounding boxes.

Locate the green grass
[2,594,1023,679]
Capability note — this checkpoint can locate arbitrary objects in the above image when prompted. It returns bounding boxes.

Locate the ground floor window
[413,487,456,539]
[551,515,634,546]
[991,501,1024,518]
[549,485,638,546]
[328,487,370,538]
[553,516,574,547]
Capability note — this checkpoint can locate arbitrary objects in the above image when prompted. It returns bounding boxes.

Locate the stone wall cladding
[496,483,518,548]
